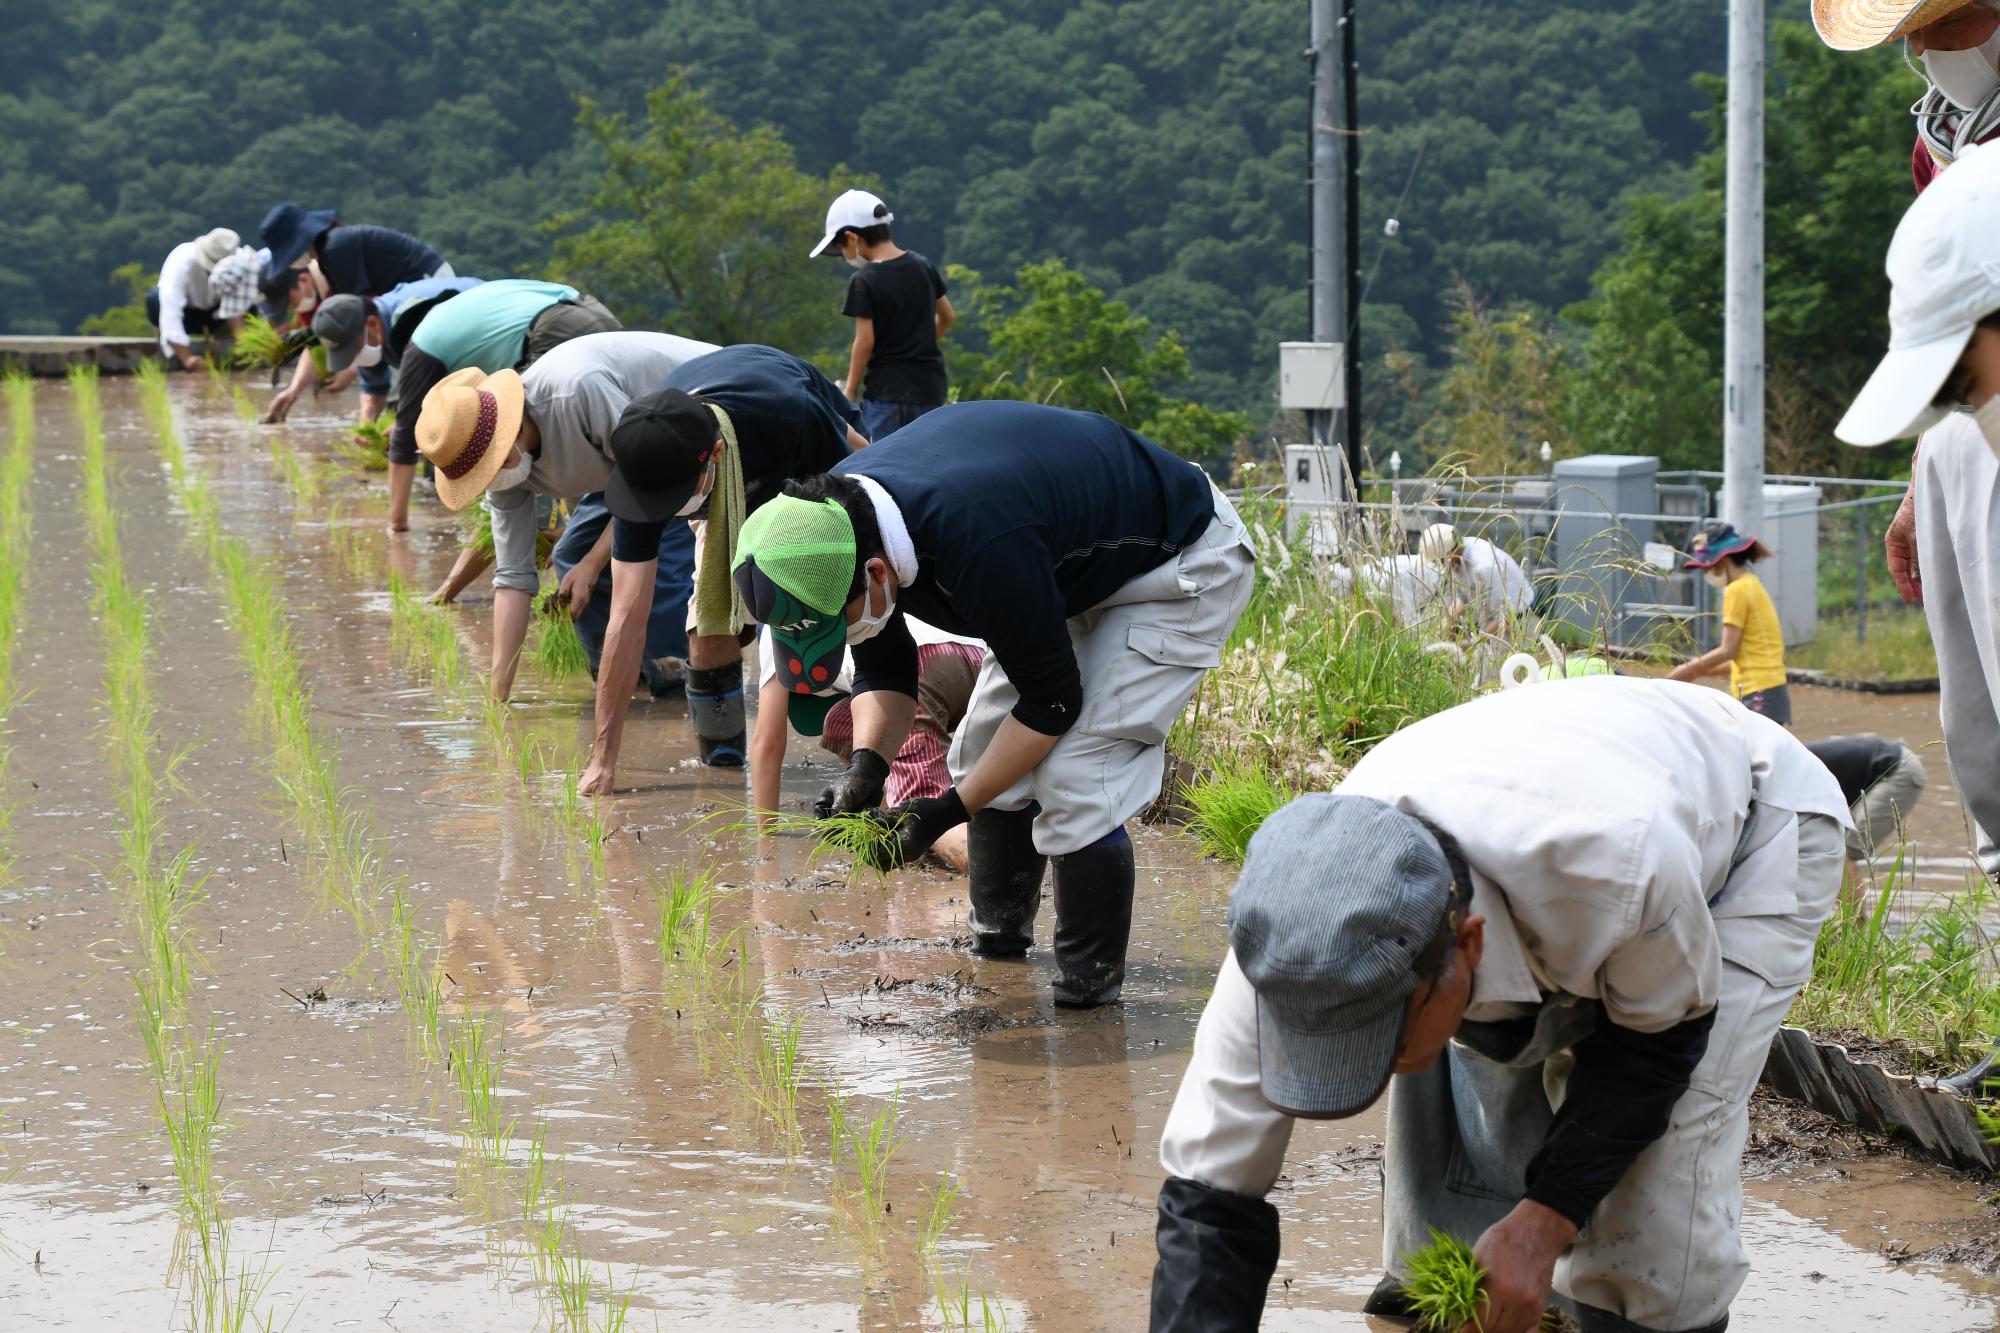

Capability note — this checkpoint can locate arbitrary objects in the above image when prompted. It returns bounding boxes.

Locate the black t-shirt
[315,224,444,298]
[838,401,1218,736]
[1805,736,1903,807]
[609,344,860,562]
[841,252,948,406]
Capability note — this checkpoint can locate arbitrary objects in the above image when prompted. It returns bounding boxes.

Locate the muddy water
[0,375,1994,1330]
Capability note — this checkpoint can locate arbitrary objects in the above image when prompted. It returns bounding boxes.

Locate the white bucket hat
[1838,140,2000,445]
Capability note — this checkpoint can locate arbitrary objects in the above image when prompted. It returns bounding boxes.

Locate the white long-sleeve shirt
[155,240,216,357]
[1159,676,1850,1196]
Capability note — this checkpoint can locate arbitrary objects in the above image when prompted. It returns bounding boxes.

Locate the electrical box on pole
[1279,341,1346,411]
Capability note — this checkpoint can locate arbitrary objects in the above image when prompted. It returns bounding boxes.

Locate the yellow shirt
[1721,570,1786,696]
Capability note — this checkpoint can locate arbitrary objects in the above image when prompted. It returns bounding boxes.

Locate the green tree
[1567,22,1922,474]
[77,263,156,337]
[1416,280,1576,476]
[546,74,863,352]
[945,259,1249,464]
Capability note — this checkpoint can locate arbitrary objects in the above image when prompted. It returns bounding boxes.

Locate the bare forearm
[845,329,872,403]
[957,715,1059,812]
[750,680,789,814]
[590,568,653,770]
[851,689,918,762]
[577,523,616,584]
[491,587,532,699]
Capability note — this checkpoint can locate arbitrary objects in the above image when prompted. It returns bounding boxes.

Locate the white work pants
[1915,414,2000,878]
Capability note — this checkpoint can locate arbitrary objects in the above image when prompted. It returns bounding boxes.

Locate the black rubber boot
[685,661,746,766]
[966,807,1046,957]
[1361,1275,1417,1322]
[1049,828,1136,1008]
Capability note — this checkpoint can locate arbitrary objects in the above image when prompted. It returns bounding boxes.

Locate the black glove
[878,788,971,868]
[815,747,891,818]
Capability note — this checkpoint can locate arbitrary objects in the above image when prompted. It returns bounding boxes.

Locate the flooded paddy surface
[0,375,1995,1330]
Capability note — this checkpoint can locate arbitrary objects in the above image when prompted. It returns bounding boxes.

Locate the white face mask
[1703,567,1728,589]
[845,565,897,644]
[845,254,870,270]
[1921,32,2000,111]
[674,456,717,518]
[353,339,383,369]
[488,448,534,493]
[1974,395,2000,461]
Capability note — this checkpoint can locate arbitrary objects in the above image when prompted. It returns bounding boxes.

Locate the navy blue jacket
[838,401,1214,734]
[315,224,444,298]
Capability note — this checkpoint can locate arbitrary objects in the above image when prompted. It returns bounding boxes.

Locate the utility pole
[1340,0,1360,477]
[1307,0,1353,492]
[1722,0,1765,536]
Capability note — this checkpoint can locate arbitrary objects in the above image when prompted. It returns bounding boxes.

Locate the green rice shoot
[714,804,904,872]
[1402,1227,1487,1333]
[335,411,393,471]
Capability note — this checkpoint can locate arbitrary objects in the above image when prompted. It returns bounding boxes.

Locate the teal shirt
[408,278,578,371]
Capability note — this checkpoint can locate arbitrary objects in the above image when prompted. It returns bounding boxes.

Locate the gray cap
[310,294,372,372]
[1227,793,1457,1119]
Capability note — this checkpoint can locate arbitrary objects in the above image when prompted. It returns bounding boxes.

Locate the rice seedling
[826,1082,905,1218]
[386,886,447,1060]
[935,1268,1012,1333]
[917,1173,962,1259]
[444,1003,514,1161]
[1182,763,1297,863]
[1401,1227,1488,1333]
[734,1010,805,1140]
[655,865,722,967]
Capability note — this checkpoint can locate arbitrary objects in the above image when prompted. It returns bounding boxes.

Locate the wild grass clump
[1787,853,2000,1071]
[1402,1228,1487,1332]
[1183,763,1297,863]
[1789,610,1937,685]
[1174,496,1496,791]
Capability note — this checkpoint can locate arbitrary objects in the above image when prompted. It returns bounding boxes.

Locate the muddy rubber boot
[966,807,1046,957]
[1049,827,1136,1009]
[1360,1276,1417,1322]
[645,655,687,699]
[685,661,746,766]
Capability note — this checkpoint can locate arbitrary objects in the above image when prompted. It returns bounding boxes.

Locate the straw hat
[417,367,525,511]
[1812,0,1978,50]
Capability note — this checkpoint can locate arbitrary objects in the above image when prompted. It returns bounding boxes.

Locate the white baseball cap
[1838,140,2000,446]
[810,189,894,258]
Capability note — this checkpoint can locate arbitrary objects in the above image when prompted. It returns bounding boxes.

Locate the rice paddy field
[0,370,1997,1330]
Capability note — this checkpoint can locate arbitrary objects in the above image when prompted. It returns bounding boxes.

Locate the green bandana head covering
[733,494,859,694]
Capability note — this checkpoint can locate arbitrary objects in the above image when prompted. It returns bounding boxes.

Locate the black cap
[604,387,720,523]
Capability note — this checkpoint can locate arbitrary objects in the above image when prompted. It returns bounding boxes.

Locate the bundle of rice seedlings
[717,805,904,871]
[1184,763,1297,863]
[1402,1228,1488,1332]
[334,411,393,471]
[227,315,293,369]
[533,590,592,680]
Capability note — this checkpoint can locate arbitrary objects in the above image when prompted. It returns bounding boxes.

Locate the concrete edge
[1785,667,1939,695]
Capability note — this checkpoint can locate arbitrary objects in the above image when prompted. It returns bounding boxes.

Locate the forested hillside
[5,0,1918,471]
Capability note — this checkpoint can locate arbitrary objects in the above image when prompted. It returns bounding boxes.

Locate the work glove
[875,788,970,869]
[815,747,891,819]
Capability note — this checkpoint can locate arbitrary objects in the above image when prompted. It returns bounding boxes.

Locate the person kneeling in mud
[748,619,985,872]
[1150,674,1850,1333]
[730,400,1256,1008]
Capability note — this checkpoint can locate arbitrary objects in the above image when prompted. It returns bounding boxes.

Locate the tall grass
[1788,853,2000,1071]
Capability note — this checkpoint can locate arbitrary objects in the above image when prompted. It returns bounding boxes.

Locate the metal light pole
[1722,0,1765,537]
[1308,0,1344,480]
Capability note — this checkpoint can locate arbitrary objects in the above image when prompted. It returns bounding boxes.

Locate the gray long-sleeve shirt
[489,331,719,593]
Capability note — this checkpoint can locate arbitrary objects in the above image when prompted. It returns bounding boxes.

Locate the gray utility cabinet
[1726,483,1820,647]
[1550,454,1667,648]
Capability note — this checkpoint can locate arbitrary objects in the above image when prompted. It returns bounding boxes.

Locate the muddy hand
[578,759,616,797]
[558,563,595,620]
[1464,1202,1575,1333]
[259,392,295,425]
[815,747,891,819]
[1885,482,1921,605]
[879,789,970,869]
